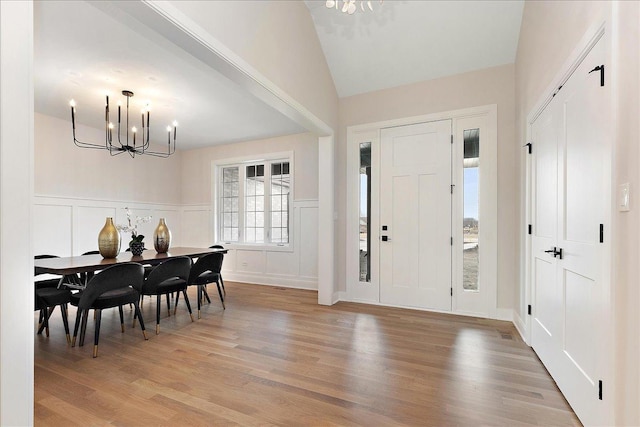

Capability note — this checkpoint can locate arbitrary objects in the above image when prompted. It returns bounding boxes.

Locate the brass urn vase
[153,218,171,253]
[98,217,121,258]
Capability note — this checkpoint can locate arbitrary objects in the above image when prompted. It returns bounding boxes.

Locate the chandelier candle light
[69,90,178,158]
[325,0,383,14]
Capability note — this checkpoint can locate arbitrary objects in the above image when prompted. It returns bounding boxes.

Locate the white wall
[0,1,34,424]
[337,64,517,310]
[35,113,182,204]
[515,1,639,424]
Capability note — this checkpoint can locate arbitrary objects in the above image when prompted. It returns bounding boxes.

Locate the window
[218,158,291,245]
[463,128,479,291]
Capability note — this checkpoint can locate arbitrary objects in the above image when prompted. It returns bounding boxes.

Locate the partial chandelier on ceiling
[325,0,383,15]
[69,90,177,158]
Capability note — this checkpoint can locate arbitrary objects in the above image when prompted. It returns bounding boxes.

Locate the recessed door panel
[380,120,451,310]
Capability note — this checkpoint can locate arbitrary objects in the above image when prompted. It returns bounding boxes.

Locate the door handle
[544,247,563,259]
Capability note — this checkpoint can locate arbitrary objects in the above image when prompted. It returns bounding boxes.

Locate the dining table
[34,246,227,289]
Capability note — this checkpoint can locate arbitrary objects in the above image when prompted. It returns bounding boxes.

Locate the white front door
[530,35,609,425]
[379,120,452,310]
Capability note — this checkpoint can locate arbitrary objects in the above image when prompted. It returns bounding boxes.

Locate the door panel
[530,35,608,426]
[380,120,451,310]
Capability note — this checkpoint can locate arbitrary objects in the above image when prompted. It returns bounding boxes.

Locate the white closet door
[530,35,609,426]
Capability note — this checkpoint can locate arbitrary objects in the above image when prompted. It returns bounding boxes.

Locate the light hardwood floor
[35,282,581,426]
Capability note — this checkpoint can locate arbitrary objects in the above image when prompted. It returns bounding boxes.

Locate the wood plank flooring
[34,282,581,426]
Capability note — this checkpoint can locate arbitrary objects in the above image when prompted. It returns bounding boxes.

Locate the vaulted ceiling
[34,1,524,149]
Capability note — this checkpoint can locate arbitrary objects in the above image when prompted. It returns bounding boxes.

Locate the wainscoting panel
[236,250,267,274]
[33,196,318,291]
[33,203,73,256]
[33,196,182,256]
[299,204,319,279]
[75,205,118,254]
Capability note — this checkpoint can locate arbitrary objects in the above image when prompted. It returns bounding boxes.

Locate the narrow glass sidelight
[463,129,479,291]
[359,142,371,282]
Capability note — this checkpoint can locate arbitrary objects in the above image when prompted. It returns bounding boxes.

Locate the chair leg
[197,285,202,319]
[79,309,89,347]
[166,293,171,317]
[220,275,226,296]
[93,309,102,358]
[37,309,46,335]
[118,305,125,333]
[215,279,226,310]
[60,303,71,345]
[182,289,194,322]
[174,291,181,315]
[203,286,211,304]
[44,306,51,337]
[133,301,148,340]
[72,308,82,347]
[133,296,140,329]
[37,309,45,334]
[156,294,161,335]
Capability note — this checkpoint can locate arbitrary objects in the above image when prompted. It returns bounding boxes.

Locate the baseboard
[332,291,347,304]
[513,311,528,345]
[222,272,317,291]
[495,308,513,322]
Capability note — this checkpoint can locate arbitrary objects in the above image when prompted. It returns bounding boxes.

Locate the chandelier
[69,90,177,158]
[325,0,383,15]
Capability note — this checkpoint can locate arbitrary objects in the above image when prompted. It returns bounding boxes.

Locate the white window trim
[211,151,294,252]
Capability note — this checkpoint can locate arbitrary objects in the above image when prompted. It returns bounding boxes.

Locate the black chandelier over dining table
[69,90,177,158]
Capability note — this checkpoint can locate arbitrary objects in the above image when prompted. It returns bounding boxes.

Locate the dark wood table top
[34,247,227,275]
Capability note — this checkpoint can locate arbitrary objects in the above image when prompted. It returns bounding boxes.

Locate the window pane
[256,212,264,227]
[463,129,480,291]
[272,211,281,227]
[359,143,371,282]
[221,166,239,243]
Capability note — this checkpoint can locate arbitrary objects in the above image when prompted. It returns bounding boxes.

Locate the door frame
[522,20,613,423]
[346,105,498,319]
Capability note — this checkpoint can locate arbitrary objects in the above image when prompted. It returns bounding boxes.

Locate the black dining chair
[187,252,225,318]
[70,262,147,358]
[141,256,193,334]
[209,245,226,296]
[34,255,72,343]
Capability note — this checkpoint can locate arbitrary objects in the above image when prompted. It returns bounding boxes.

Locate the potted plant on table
[116,207,152,256]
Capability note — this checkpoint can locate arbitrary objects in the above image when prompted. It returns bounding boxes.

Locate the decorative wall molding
[33,195,318,290]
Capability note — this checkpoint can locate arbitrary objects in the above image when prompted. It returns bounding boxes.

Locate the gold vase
[98,217,121,259]
[153,218,171,253]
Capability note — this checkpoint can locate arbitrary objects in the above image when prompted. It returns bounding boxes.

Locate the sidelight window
[463,129,480,291]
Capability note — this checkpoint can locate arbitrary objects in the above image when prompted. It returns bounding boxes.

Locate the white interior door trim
[346,104,498,319]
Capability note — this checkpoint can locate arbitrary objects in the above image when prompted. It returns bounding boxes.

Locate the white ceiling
[34,1,306,151]
[305,0,524,97]
[34,1,525,151]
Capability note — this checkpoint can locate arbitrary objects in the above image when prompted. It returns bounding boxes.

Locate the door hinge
[450,184,455,194]
[598,380,603,400]
[599,224,604,243]
[450,237,453,246]
[527,304,532,315]
[528,224,532,235]
[589,65,605,87]
[450,134,453,144]
[450,287,453,296]
[524,142,532,154]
